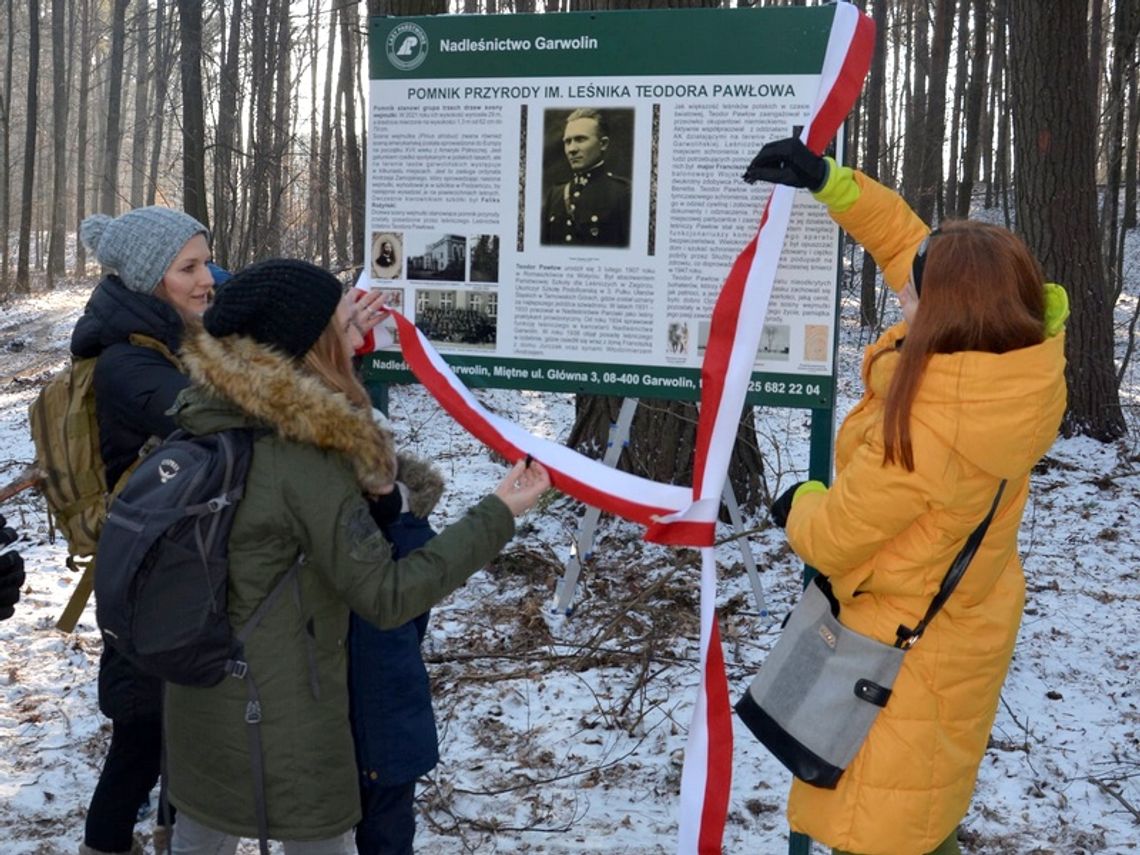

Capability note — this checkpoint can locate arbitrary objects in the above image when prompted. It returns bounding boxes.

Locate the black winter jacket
[71,275,188,486]
[70,275,187,722]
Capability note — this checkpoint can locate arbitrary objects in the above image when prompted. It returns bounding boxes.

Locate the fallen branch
[0,466,42,505]
[1088,775,1140,824]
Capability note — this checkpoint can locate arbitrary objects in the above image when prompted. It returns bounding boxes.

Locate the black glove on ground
[743,137,828,191]
[0,514,25,621]
[769,482,806,529]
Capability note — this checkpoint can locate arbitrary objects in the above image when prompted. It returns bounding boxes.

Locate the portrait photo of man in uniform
[539,107,633,248]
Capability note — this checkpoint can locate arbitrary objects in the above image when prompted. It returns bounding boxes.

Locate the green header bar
[370,7,835,80]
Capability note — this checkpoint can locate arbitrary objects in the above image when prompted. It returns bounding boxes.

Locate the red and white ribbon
[670,7,874,851]
[364,5,874,850]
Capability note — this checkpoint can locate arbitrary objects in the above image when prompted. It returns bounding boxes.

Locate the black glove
[0,514,25,621]
[743,138,828,191]
[769,482,806,529]
[367,486,405,528]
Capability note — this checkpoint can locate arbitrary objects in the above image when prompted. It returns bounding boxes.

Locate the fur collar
[180,328,396,494]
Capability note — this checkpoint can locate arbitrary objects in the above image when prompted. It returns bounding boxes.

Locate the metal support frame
[550,397,638,615]
[551,397,770,620]
[721,480,769,619]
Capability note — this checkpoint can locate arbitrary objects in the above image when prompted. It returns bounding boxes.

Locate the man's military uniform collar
[572,161,607,185]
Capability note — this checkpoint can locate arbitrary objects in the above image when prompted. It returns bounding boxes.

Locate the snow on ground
[0,248,1137,855]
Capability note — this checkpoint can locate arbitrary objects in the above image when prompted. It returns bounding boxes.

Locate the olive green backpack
[28,333,178,631]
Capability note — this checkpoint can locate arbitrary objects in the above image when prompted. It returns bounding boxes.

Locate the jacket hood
[868,325,1067,480]
[70,274,184,358]
[176,329,396,494]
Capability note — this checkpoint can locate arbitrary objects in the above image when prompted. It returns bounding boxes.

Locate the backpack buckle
[207,495,231,513]
[245,700,262,724]
[228,659,248,679]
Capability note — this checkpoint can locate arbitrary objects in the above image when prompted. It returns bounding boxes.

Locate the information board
[363,7,843,409]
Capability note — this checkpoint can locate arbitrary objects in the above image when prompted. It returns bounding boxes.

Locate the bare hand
[493,458,551,516]
[353,288,390,334]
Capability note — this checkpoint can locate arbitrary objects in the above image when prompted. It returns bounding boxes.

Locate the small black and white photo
[370,232,403,280]
[666,321,689,355]
[758,323,791,361]
[468,234,500,284]
[407,234,467,282]
[414,288,498,350]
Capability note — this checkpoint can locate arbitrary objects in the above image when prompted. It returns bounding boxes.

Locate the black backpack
[95,426,305,855]
[94,427,297,687]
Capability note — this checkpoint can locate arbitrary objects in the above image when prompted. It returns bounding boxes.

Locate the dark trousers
[84,716,174,852]
[355,780,415,855]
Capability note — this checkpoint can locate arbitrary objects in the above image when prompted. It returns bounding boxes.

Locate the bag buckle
[896,624,920,650]
[228,659,248,679]
[245,700,262,724]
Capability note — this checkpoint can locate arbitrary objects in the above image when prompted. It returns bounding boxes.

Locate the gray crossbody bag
[735,481,1006,789]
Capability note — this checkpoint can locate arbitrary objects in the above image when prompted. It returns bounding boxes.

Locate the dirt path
[0,281,92,387]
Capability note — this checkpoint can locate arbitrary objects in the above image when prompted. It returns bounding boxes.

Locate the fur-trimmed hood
[177,328,396,495]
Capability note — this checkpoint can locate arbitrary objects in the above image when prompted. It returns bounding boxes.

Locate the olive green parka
[164,329,515,841]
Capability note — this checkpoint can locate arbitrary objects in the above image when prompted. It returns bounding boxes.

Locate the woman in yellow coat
[743,139,1068,855]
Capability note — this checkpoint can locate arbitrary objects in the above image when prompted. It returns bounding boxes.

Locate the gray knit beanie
[80,207,209,294]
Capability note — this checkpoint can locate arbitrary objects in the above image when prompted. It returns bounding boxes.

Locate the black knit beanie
[203,258,344,359]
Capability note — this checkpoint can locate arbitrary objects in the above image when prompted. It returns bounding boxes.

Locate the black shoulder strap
[896,480,1007,650]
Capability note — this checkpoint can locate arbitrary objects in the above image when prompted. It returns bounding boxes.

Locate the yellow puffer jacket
[782,166,1068,855]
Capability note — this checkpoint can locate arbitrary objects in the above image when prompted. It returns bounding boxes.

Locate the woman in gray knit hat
[72,206,217,855]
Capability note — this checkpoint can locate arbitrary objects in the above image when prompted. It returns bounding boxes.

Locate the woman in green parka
[164,259,550,855]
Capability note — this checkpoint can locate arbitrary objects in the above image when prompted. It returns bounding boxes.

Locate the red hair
[882,220,1046,470]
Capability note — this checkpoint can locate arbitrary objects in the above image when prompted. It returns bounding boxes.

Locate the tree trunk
[900,0,929,204]
[246,0,274,258]
[1097,0,1140,286]
[74,0,91,275]
[179,0,208,227]
[1090,0,1105,144]
[317,3,336,267]
[146,0,171,206]
[955,0,988,216]
[913,0,954,223]
[99,0,129,217]
[1124,46,1140,231]
[1009,0,1126,440]
[267,0,290,256]
[945,0,969,220]
[1,0,15,288]
[885,0,904,183]
[16,0,41,293]
[859,0,888,329]
[48,0,71,284]
[213,0,242,268]
[338,0,365,269]
[129,0,150,208]
[306,0,319,258]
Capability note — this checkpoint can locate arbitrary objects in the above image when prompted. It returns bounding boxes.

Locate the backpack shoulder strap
[226,554,306,855]
[128,332,184,372]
